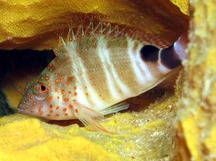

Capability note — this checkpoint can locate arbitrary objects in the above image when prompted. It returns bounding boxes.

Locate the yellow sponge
[0,0,194,161]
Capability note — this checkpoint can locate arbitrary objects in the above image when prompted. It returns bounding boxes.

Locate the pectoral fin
[100,101,129,115]
[73,103,113,133]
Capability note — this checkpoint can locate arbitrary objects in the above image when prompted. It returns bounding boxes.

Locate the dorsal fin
[75,24,85,39]
[43,36,72,77]
[66,28,76,43]
[49,21,171,76]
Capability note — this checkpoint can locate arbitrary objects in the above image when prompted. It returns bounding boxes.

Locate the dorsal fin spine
[75,25,84,38]
[67,28,76,43]
[84,22,94,35]
[53,48,59,55]
[58,36,66,48]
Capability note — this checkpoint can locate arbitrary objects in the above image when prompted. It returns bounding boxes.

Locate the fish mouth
[16,104,23,112]
[16,108,30,114]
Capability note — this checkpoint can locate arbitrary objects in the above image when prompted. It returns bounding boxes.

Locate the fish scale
[17,21,186,132]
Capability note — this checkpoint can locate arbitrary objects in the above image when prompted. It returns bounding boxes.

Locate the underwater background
[0,0,215,160]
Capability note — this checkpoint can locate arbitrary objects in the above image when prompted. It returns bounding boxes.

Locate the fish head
[17,73,52,117]
[17,66,76,120]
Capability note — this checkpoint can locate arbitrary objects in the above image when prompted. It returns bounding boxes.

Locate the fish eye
[32,82,49,101]
[40,84,47,92]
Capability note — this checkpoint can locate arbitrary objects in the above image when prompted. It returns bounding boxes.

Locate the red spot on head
[64,98,69,102]
[55,113,59,117]
[61,89,65,94]
[63,108,67,112]
[85,92,89,96]
[55,88,58,92]
[39,111,44,115]
[49,104,53,108]
[55,58,60,63]
[68,76,74,82]
[47,96,53,102]
[55,80,59,84]
[60,76,64,82]
[56,106,60,110]
[75,109,79,113]
[66,58,71,62]
[74,86,77,90]
[69,104,73,109]
[50,110,53,113]
[74,92,77,96]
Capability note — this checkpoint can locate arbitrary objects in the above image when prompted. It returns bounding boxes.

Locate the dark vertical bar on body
[140,45,182,69]
[160,46,182,69]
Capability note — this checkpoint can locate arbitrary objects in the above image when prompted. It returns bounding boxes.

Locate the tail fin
[159,31,188,69]
[173,31,188,61]
[139,31,188,70]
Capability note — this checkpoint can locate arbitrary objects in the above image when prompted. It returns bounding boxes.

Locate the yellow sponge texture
[4,0,214,161]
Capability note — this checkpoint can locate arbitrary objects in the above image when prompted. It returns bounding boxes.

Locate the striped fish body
[17,22,185,131]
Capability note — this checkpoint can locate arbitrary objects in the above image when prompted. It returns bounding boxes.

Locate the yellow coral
[1,0,205,161]
[0,92,178,160]
[177,1,216,160]
[0,0,188,50]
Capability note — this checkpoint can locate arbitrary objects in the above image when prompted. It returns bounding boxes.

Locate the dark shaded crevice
[0,49,55,116]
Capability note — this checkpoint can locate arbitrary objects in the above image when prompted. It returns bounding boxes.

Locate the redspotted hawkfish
[17,22,186,132]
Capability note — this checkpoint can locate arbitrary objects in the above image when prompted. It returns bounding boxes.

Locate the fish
[17,22,187,132]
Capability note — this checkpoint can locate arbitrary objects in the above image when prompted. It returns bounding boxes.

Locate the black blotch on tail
[140,45,159,62]
[160,46,182,69]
